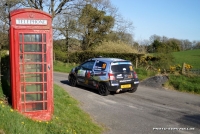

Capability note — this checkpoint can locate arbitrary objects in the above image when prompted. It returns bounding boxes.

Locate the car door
[91,60,108,87]
[76,60,95,86]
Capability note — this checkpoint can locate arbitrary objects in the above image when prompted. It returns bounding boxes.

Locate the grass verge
[164,74,200,94]
[0,84,103,134]
[53,61,77,73]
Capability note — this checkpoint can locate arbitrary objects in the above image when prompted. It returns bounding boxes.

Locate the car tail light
[108,73,116,80]
[133,71,138,78]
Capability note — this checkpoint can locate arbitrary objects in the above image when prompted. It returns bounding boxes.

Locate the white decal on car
[77,70,86,76]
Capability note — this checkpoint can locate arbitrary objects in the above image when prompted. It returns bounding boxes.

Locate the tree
[0,0,22,79]
[149,34,161,44]
[106,31,134,45]
[136,39,150,53]
[165,38,181,52]
[18,0,74,19]
[54,14,78,52]
[155,44,175,71]
[112,18,134,45]
[180,39,192,50]
[193,41,200,49]
[151,41,175,71]
[150,40,162,53]
[78,4,114,50]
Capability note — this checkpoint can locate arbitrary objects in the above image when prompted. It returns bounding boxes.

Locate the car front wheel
[98,83,110,96]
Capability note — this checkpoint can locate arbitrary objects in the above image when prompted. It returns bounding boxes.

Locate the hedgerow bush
[68,51,144,64]
[93,41,138,53]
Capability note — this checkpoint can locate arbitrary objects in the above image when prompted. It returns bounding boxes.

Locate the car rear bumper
[104,79,139,92]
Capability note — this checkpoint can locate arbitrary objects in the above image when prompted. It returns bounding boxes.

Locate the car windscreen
[111,63,133,73]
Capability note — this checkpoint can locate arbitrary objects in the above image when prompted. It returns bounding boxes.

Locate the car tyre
[129,87,137,93]
[69,75,77,87]
[98,83,110,96]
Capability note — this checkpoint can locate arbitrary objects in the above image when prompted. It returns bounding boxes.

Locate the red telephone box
[9,8,53,121]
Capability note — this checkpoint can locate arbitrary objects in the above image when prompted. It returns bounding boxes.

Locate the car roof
[89,57,129,62]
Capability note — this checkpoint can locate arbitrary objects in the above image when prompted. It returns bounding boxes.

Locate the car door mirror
[75,66,81,71]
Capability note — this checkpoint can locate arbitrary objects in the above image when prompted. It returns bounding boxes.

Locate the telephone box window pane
[24,54,42,62]
[44,74,47,82]
[44,102,47,110]
[44,44,46,52]
[24,64,42,72]
[24,34,42,42]
[44,83,47,91]
[25,103,44,111]
[21,84,25,92]
[44,54,46,62]
[44,64,46,72]
[25,84,43,92]
[21,94,25,102]
[20,75,24,82]
[20,44,22,52]
[43,34,46,42]
[20,34,22,42]
[26,93,43,101]
[20,64,23,72]
[20,55,23,62]
[44,93,47,100]
[24,74,42,82]
[24,44,42,52]
[35,103,44,110]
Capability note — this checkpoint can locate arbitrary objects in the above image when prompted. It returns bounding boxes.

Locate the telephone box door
[18,30,51,110]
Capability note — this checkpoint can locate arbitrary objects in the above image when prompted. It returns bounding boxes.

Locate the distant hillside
[172,49,200,69]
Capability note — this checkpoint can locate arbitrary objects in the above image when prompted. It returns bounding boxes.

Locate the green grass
[0,84,103,134]
[172,49,200,69]
[166,74,200,94]
[53,61,77,73]
[164,49,200,94]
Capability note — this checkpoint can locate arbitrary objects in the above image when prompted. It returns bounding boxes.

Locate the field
[172,49,200,69]
[163,49,200,94]
[53,61,77,73]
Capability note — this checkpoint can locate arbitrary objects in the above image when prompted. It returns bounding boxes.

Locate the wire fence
[187,69,200,75]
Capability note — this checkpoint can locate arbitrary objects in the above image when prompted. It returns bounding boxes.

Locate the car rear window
[111,64,133,73]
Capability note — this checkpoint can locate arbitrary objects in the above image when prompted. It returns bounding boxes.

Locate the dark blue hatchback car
[68,57,139,96]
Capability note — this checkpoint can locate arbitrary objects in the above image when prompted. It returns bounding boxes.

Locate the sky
[110,0,200,42]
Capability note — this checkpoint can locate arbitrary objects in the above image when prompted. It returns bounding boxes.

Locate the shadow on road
[60,80,70,85]
[177,114,200,130]
[60,80,100,95]
[60,80,124,96]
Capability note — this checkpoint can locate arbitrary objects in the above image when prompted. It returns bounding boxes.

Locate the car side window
[81,61,95,70]
[94,61,107,71]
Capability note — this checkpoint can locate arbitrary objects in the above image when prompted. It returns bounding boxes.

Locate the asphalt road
[54,72,200,134]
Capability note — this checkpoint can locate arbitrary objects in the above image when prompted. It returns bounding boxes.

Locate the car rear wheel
[129,87,137,93]
[69,75,77,87]
[98,83,110,96]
